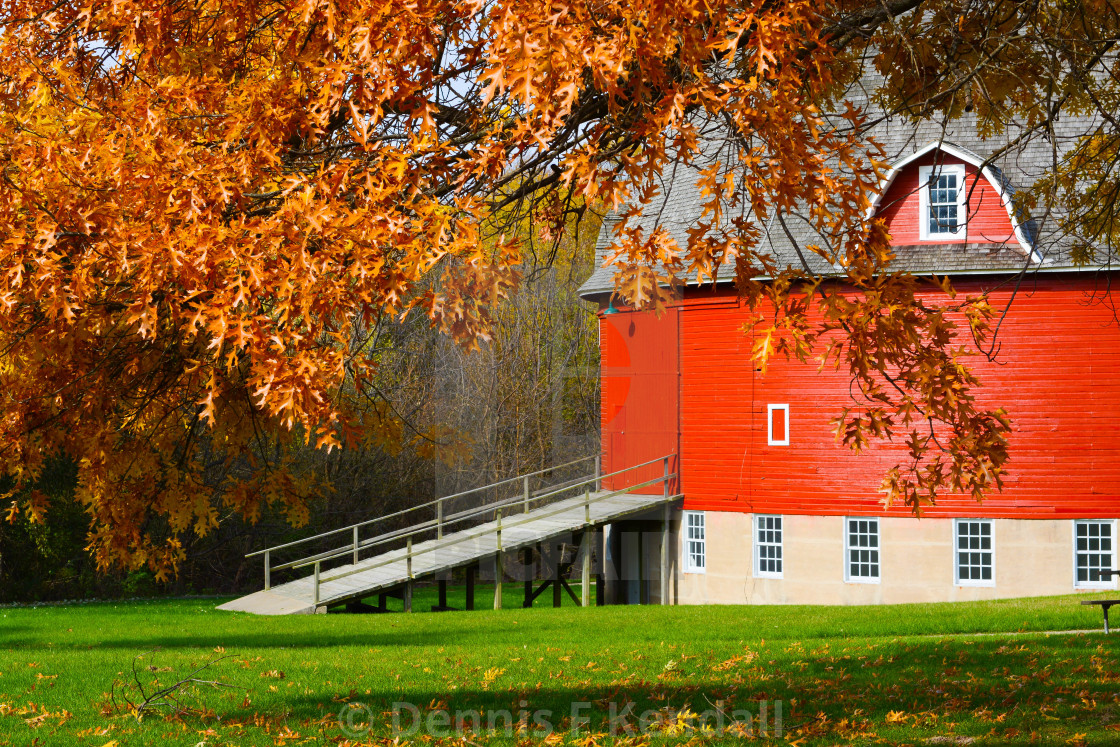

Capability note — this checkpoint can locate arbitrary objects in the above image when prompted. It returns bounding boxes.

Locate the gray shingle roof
[579,73,1099,300]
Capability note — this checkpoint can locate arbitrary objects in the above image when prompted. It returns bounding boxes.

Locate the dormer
[870,142,1036,260]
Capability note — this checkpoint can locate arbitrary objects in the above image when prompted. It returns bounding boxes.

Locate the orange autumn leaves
[0,0,1011,573]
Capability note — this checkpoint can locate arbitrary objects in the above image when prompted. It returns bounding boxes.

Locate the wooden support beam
[558,577,581,606]
[638,530,645,605]
[581,531,592,608]
[527,579,552,605]
[553,554,563,609]
[494,553,503,610]
[431,579,457,612]
[466,566,476,611]
[405,535,414,612]
[597,528,607,606]
[608,525,622,606]
[494,511,503,610]
[377,587,403,611]
[522,547,534,608]
[660,503,670,606]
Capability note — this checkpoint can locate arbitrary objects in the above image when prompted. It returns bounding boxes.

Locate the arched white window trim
[866,142,1040,263]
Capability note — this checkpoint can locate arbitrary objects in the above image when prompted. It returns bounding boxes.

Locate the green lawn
[0,591,1117,745]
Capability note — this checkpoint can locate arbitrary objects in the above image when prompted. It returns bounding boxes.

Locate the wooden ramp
[220,456,680,615]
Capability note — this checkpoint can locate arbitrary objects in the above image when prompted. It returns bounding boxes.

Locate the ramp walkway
[219,456,680,615]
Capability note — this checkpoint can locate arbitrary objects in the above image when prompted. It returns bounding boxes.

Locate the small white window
[767,404,789,446]
[754,515,783,578]
[1075,520,1116,588]
[918,164,967,240]
[683,511,705,573]
[845,517,880,583]
[955,519,994,586]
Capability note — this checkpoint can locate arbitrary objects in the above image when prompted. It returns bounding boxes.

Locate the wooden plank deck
[219,490,679,615]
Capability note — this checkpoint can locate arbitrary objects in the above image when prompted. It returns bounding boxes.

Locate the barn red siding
[875,152,1018,245]
[599,309,680,493]
[604,273,1120,519]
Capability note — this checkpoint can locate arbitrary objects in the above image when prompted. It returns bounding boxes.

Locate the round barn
[579,126,1120,606]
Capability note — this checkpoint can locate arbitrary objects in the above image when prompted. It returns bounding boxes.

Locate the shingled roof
[578,73,1100,300]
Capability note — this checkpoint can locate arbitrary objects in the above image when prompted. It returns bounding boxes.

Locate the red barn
[580,133,1120,605]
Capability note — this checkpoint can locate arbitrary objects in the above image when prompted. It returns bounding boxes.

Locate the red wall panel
[666,273,1120,518]
[875,152,1018,245]
[600,308,680,493]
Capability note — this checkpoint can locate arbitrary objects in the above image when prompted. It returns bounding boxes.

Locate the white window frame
[754,514,783,579]
[918,163,967,241]
[844,517,881,583]
[954,519,995,586]
[1074,519,1117,589]
[767,404,789,446]
[682,511,706,574]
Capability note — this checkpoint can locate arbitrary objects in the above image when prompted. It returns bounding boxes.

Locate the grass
[0,591,1117,745]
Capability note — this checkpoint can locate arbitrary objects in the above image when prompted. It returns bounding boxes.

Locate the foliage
[0,456,108,601]
[2,0,1119,571]
[0,595,1116,745]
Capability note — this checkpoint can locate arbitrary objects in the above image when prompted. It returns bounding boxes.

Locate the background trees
[2,0,1118,579]
[0,216,600,600]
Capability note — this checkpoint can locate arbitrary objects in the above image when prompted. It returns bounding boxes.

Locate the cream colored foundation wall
[672,512,1117,605]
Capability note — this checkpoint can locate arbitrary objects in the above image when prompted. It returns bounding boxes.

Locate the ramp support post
[494,510,503,610]
[434,579,449,611]
[639,530,645,605]
[466,565,476,610]
[313,561,320,605]
[552,542,563,608]
[522,547,534,608]
[405,536,414,612]
[353,526,360,565]
[581,531,592,607]
[661,503,670,605]
[264,550,271,591]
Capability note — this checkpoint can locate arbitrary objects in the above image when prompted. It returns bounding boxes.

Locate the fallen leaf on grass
[481,667,505,689]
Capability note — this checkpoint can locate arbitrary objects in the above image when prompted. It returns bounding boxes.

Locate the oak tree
[1,0,1116,574]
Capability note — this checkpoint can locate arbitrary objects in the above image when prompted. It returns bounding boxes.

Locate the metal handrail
[273,494,522,573]
[246,454,597,559]
[270,519,439,572]
[255,454,676,594]
[285,455,670,573]
[313,466,679,596]
[270,470,608,573]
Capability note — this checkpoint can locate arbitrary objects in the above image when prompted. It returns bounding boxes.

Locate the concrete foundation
[667,511,1117,605]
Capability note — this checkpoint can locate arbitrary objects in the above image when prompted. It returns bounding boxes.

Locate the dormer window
[918,164,967,240]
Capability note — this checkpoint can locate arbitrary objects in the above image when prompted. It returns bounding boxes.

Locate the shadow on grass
[2,613,637,651]
[5,614,1110,653]
[178,633,1118,743]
